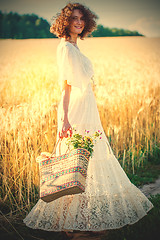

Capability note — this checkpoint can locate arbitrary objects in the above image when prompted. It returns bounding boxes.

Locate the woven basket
[36,148,90,203]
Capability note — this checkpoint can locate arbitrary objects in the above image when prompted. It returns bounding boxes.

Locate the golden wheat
[0,37,160,209]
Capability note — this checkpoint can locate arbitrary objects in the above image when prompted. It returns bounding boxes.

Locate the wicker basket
[36,148,90,203]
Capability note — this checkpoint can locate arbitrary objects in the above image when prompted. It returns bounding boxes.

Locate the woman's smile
[75,26,83,29]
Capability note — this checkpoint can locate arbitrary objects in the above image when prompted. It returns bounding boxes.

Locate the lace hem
[23,184,153,231]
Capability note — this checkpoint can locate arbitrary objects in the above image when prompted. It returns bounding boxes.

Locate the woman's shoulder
[57,39,80,58]
[60,38,81,52]
[57,41,75,65]
[57,39,73,54]
[58,38,71,48]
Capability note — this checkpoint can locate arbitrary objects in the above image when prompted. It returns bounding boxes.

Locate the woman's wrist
[61,116,68,123]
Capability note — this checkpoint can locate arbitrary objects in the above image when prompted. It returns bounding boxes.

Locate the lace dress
[23,38,153,231]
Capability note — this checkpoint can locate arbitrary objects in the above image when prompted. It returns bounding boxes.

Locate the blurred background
[0,0,160,38]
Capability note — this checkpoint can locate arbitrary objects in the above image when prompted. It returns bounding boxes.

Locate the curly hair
[50,2,98,40]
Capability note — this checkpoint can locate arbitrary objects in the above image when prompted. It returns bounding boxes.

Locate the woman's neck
[69,39,77,44]
[68,34,78,44]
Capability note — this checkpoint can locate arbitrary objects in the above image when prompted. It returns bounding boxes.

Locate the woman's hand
[59,118,72,139]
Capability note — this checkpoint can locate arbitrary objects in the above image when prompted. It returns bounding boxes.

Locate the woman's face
[68,9,85,36]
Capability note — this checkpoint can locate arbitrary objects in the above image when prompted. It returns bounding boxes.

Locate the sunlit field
[0,37,160,211]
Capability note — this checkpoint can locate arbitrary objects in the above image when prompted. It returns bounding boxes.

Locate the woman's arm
[59,80,72,138]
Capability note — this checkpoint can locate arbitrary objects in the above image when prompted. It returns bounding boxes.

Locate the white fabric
[23,38,153,231]
[57,38,94,93]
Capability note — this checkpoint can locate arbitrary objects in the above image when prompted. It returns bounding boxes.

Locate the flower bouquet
[65,128,102,157]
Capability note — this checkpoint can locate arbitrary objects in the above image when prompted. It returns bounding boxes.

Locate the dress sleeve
[57,43,90,92]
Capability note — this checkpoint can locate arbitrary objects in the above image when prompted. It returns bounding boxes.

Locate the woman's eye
[72,17,85,21]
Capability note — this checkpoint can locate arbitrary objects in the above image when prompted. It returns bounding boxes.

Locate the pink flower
[100,137,102,139]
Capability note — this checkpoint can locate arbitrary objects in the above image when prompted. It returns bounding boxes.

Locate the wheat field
[0,37,160,210]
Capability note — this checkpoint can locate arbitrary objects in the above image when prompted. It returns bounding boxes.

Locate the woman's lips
[75,26,82,29]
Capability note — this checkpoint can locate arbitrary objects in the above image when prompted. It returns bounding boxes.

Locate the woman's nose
[77,18,82,24]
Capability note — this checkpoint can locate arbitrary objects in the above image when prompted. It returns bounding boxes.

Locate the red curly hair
[50,2,98,40]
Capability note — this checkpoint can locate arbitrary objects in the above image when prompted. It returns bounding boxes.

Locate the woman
[23,2,153,239]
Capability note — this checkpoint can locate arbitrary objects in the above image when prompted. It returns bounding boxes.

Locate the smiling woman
[23,2,154,240]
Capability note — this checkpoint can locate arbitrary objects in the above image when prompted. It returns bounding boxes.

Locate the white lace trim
[23,184,153,231]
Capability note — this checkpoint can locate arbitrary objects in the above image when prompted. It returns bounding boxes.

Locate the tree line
[92,24,143,37]
[0,11,144,39]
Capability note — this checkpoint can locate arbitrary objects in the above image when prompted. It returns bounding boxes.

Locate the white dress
[23,38,153,231]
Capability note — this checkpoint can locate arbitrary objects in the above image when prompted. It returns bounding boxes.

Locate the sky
[0,0,160,37]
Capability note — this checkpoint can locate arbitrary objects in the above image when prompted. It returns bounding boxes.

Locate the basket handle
[50,138,61,157]
[50,130,71,157]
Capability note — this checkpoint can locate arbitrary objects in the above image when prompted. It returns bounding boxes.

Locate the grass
[127,163,160,187]
[0,37,160,237]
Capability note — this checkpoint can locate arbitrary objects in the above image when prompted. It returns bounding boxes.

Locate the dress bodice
[56,38,94,93]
